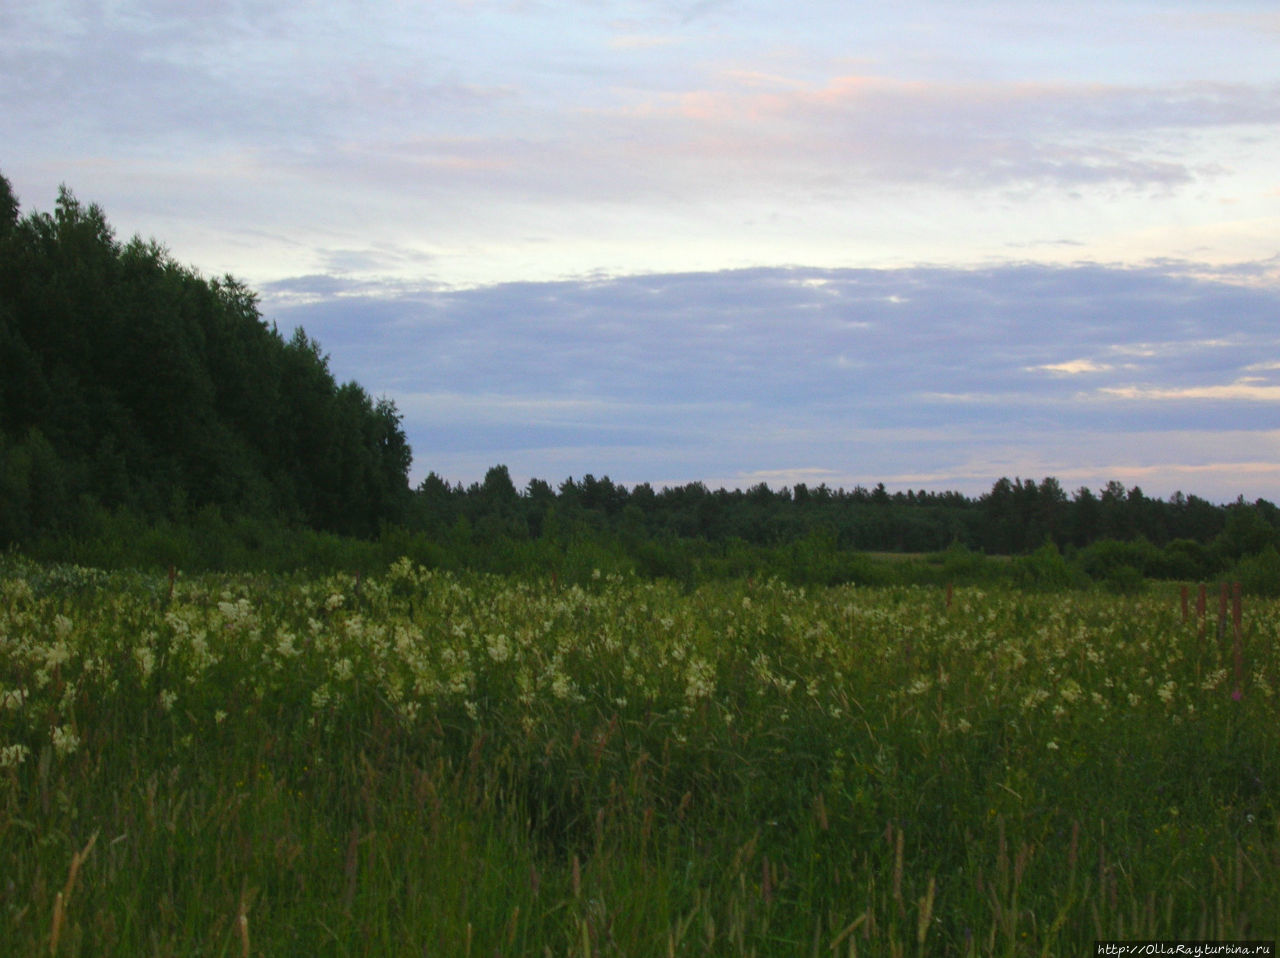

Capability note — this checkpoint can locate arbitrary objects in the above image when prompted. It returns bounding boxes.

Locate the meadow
[1,556,1276,955]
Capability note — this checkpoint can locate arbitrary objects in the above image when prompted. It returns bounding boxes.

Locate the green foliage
[0,174,411,547]
[1076,537,1161,583]
[1011,539,1087,590]
[395,467,1268,590]
[1,562,1275,953]
[1230,545,1280,598]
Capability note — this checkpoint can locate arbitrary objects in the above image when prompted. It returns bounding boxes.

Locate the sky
[3,1,1280,501]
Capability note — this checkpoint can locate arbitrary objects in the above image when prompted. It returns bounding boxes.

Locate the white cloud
[251,262,1280,500]
[1032,359,1113,375]
[6,2,1280,501]
[4,2,1279,287]
[1100,382,1280,402]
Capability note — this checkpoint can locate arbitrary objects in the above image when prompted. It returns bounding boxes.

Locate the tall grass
[1,558,1276,954]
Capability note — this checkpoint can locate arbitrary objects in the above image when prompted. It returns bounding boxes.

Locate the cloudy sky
[4,1,1280,501]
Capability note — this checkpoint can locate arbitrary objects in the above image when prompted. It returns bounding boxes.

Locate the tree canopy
[0,173,411,544]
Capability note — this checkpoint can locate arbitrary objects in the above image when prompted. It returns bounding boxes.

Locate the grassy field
[1,557,1276,955]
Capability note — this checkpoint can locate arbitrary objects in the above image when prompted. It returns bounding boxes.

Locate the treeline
[410,468,1253,555]
[0,173,411,543]
[391,465,1280,589]
[4,172,1280,591]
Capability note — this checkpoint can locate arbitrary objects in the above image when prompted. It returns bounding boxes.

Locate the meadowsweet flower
[218,597,254,625]
[0,687,27,710]
[1157,680,1175,704]
[311,685,332,710]
[550,670,574,701]
[1252,668,1273,698]
[44,642,71,669]
[1021,688,1050,710]
[159,689,177,711]
[907,676,933,696]
[275,631,300,658]
[52,724,80,757]
[684,658,715,702]
[486,633,512,663]
[1,578,33,606]
[1200,668,1227,691]
[0,743,31,768]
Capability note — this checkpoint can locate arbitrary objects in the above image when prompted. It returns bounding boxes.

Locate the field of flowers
[1,556,1277,955]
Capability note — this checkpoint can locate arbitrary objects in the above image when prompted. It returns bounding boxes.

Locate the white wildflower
[52,724,80,757]
[1021,688,1050,710]
[1201,668,1227,692]
[906,676,933,697]
[0,743,31,768]
[275,631,300,658]
[486,633,512,664]
[134,645,156,680]
[311,685,332,710]
[684,658,716,702]
[550,670,574,701]
[0,687,27,711]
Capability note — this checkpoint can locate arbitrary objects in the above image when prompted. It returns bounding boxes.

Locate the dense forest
[0,173,411,542]
[3,172,1280,587]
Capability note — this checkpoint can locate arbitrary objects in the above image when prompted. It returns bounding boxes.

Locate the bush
[1012,540,1087,590]
[1231,545,1280,597]
[1076,537,1160,583]
[1149,537,1219,581]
